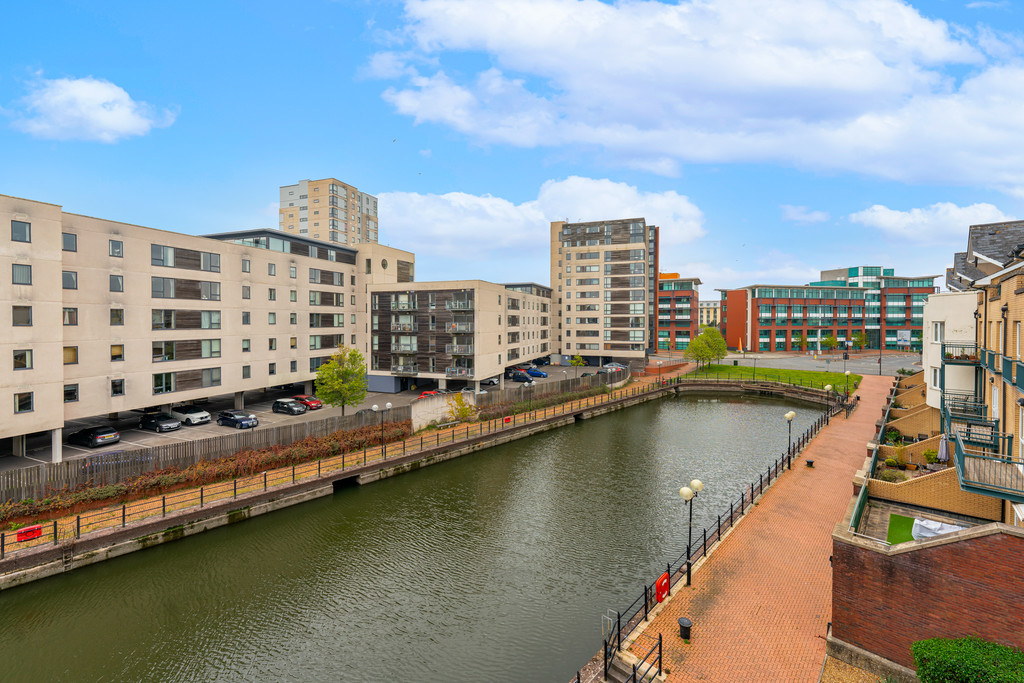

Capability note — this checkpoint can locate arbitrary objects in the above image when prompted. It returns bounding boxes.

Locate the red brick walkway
[626,375,892,682]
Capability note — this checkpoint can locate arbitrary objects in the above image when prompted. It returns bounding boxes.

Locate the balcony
[952,428,1024,504]
[391,364,418,375]
[391,322,418,332]
[446,344,474,355]
[446,300,473,311]
[446,366,474,378]
[985,350,999,372]
[941,341,979,364]
[1016,361,1024,392]
[941,390,986,421]
[1004,356,1015,384]
[446,322,473,333]
[392,300,418,311]
[392,342,417,353]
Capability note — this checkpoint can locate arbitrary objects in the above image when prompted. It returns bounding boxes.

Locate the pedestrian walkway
[625,374,892,682]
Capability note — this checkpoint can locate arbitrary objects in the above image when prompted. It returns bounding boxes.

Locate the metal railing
[446,322,473,333]
[391,364,418,375]
[850,379,894,533]
[446,367,474,378]
[445,300,473,311]
[392,300,417,310]
[391,343,417,353]
[445,344,474,355]
[953,428,1024,500]
[390,322,418,332]
[624,634,662,683]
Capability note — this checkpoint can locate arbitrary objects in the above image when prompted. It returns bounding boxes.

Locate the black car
[580,372,594,377]
[272,398,307,415]
[217,410,258,429]
[139,412,181,433]
[510,371,533,382]
[68,426,120,448]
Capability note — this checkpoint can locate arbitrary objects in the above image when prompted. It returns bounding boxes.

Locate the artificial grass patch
[887,513,916,545]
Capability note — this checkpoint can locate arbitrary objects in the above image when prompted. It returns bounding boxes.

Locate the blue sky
[2,0,1023,294]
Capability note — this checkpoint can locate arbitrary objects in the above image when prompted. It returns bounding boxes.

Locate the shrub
[923,449,939,464]
[884,458,898,468]
[913,636,1024,683]
[877,469,905,483]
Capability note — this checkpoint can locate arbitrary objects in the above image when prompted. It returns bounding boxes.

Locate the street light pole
[679,478,704,585]
[657,360,663,384]
[785,410,796,461]
[844,370,851,399]
[371,402,393,454]
[824,384,832,424]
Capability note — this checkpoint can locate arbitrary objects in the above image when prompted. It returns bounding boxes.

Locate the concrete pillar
[439,378,447,390]
[304,380,314,395]
[234,391,245,410]
[51,428,63,464]
[499,375,505,391]
[12,435,26,458]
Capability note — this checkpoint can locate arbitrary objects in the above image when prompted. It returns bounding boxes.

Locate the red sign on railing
[16,524,42,542]
[655,571,670,602]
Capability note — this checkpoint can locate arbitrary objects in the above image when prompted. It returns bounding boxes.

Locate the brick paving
[626,375,892,682]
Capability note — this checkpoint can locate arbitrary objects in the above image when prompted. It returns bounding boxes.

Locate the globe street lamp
[785,410,796,460]
[657,360,663,384]
[371,402,392,454]
[844,370,851,398]
[824,384,833,424]
[679,479,704,586]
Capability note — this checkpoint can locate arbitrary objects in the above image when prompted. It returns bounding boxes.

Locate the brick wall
[865,467,1003,520]
[832,527,1024,670]
[886,406,941,438]
[897,371,925,389]
[878,434,940,466]
[893,387,927,408]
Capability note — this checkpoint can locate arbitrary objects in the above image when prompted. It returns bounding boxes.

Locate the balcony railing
[391,364,418,375]
[941,341,980,364]
[446,366,474,378]
[941,390,986,420]
[1004,356,1015,384]
[447,322,473,333]
[392,343,417,353]
[1017,361,1024,392]
[953,428,1024,504]
[391,322,418,332]
[446,300,473,311]
[445,344,474,355]
[392,300,418,311]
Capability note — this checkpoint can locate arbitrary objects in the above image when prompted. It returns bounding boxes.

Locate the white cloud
[848,201,1014,241]
[372,0,1024,193]
[966,1,1008,9]
[13,76,176,143]
[378,176,705,282]
[781,205,831,223]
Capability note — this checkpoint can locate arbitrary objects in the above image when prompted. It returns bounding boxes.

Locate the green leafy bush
[923,449,939,464]
[877,469,905,483]
[884,458,898,468]
[913,636,1024,683]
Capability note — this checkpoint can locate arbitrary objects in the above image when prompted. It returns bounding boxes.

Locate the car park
[169,404,212,426]
[139,412,182,433]
[273,398,308,415]
[480,377,500,386]
[68,426,120,448]
[526,368,547,378]
[292,395,323,410]
[217,410,258,429]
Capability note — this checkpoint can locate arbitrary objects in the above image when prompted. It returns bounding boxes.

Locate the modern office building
[655,274,700,352]
[279,178,379,246]
[2,193,412,459]
[720,267,938,353]
[698,300,720,329]
[549,218,659,365]
[366,281,552,392]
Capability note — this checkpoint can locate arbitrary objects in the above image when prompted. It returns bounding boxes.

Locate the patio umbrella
[937,434,949,463]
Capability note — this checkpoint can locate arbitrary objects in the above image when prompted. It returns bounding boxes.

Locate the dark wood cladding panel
[608,277,632,289]
[174,279,202,300]
[608,330,633,341]
[175,369,204,391]
[607,303,632,315]
[318,271,343,287]
[175,310,203,329]
[397,260,414,283]
[606,250,635,262]
[290,243,309,257]
[609,231,632,245]
[176,340,203,361]
[337,251,356,265]
[174,248,202,271]
[606,263,633,275]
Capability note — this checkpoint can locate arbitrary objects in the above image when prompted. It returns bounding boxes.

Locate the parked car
[417,390,439,400]
[68,426,120,448]
[510,371,533,382]
[292,395,323,410]
[461,387,487,394]
[526,368,547,378]
[580,372,594,377]
[273,398,308,415]
[481,377,500,386]
[536,358,551,366]
[596,368,612,376]
[139,412,182,433]
[217,410,258,429]
[169,404,212,426]
[603,362,627,370]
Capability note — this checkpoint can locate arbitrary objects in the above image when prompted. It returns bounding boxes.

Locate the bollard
[678,617,693,640]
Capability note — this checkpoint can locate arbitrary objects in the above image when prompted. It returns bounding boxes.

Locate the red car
[292,395,323,409]
[417,390,439,400]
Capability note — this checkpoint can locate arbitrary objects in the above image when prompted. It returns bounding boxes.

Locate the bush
[923,449,939,464]
[877,469,906,483]
[884,458,898,468]
[913,636,1024,682]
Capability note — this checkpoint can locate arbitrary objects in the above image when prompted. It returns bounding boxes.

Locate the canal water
[0,393,820,682]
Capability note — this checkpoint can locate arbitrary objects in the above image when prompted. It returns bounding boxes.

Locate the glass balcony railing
[392,300,418,311]
[1004,356,1014,384]
[445,344,474,355]
[446,322,474,333]
[446,300,473,310]
[446,366,474,377]
[391,342,417,353]
[391,322,418,332]
[391,364,418,375]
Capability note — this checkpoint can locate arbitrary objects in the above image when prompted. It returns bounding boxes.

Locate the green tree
[445,393,477,422]
[701,326,728,362]
[570,354,586,378]
[791,331,804,352]
[684,334,713,368]
[822,335,839,353]
[852,331,867,350]
[314,345,368,416]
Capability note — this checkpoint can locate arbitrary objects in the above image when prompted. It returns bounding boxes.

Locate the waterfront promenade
[626,374,891,682]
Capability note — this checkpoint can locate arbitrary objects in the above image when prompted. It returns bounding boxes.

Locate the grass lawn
[684,364,863,391]
[887,513,916,544]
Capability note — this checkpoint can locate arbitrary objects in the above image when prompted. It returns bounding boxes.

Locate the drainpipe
[1002,301,1009,439]
[981,288,989,402]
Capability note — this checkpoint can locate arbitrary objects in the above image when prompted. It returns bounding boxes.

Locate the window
[153,341,176,361]
[152,277,175,298]
[268,312,277,325]
[111,379,125,396]
[269,339,277,351]
[152,310,176,330]
[110,274,124,292]
[289,312,297,325]
[931,367,940,389]
[242,365,251,379]
[242,339,251,352]
[200,281,220,300]
[64,384,79,402]
[201,310,221,329]
[153,372,176,394]
[12,264,31,285]
[11,220,30,243]
[63,307,78,325]
[202,368,221,387]
[289,337,297,349]
[13,349,32,370]
[289,265,297,278]
[242,258,251,273]
[14,392,32,413]
[111,344,124,361]
[151,245,175,267]
[110,308,124,325]
[290,360,297,372]
[932,321,944,343]
[268,288,277,301]
[290,290,297,302]
[109,240,123,257]
[269,362,277,375]
[242,285,251,299]
[268,263,276,276]
[242,311,251,325]
[62,232,77,251]
[201,339,221,358]
[201,252,220,272]
[63,346,78,364]
[12,305,31,326]
[62,271,78,289]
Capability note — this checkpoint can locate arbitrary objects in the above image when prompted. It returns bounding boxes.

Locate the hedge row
[913,636,1024,682]
[0,421,412,527]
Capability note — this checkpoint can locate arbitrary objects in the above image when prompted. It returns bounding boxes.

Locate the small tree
[570,354,586,378]
[315,345,368,416]
[852,331,866,350]
[700,326,728,362]
[445,393,477,422]
[822,335,839,353]
[791,331,804,352]
[684,334,713,368]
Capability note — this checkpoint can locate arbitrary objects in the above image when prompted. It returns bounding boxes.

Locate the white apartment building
[279,178,379,246]
[923,291,979,410]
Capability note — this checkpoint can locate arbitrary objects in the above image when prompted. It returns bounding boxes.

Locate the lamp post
[562,370,568,389]
[844,370,851,398]
[679,479,704,585]
[785,410,796,460]
[371,402,392,453]
[878,333,883,376]
[657,360,663,384]
[824,384,832,424]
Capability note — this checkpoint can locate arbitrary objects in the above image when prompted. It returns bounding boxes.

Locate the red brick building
[655,274,700,352]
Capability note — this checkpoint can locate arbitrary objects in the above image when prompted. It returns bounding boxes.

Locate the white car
[169,404,212,426]
[603,362,628,370]
[480,377,500,386]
